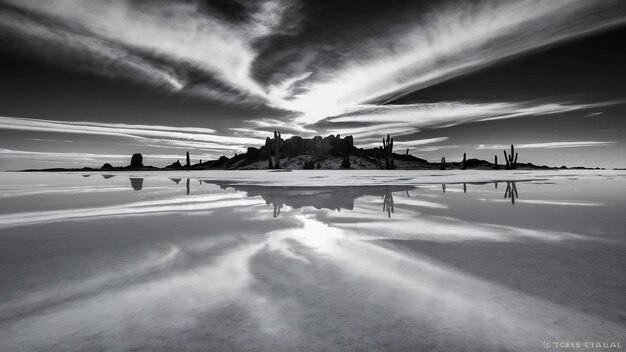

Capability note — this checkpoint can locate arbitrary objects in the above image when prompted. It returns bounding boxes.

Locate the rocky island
[22,133,599,172]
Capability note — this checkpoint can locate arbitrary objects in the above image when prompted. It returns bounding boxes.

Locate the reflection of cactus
[494,155,499,170]
[382,134,394,169]
[442,183,446,193]
[504,182,519,204]
[462,153,467,170]
[463,183,467,193]
[440,157,446,170]
[186,178,190,195]
[273,204,282,218]
[382,187,394,218]
[503,144,518,169]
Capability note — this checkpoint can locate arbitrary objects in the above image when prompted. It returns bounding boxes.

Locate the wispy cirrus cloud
[278,0,626,124]
[318,100,621,148]
[476,141,618,150]
[0,116,266,156]
[0,0,298,103]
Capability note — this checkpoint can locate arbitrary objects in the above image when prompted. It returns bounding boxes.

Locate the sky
[0,0,625,170]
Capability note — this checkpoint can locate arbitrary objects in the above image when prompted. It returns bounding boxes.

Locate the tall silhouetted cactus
[462,153,467,170]
[494,155,499,170]
[273,131,281,169]
[503,144,518,169]
[440,157,446,170]
[405,148,409,155]
[266,131,281,169]
[381,134,394,169]
[186,151,190,167]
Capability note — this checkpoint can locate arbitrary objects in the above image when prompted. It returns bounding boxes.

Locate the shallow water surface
[0,171,624,351]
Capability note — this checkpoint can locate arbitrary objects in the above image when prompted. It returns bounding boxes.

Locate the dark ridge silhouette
[20,134,606,172]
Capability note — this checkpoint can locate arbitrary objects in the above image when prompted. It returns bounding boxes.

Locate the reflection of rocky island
[21,134,601,172]
[210,182,413,216]
[129,177,144,191]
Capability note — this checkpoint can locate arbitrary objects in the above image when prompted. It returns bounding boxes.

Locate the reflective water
[0,172,624,351]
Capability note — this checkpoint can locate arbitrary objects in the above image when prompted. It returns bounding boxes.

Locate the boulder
[101,163,113,170]
[129,153,143,168]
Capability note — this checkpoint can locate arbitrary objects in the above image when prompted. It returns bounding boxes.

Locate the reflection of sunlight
[265,215,625,347]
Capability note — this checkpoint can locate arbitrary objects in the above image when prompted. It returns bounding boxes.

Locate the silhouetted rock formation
[101,163,113,170]
[129,154,143,168]
[129,177,143,191]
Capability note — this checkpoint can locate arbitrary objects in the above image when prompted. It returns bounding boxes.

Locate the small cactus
[440,157,446,170]
[186,151,190,167]
[494,155,499,170]
[462,153,467,170]
[382,134,394,169]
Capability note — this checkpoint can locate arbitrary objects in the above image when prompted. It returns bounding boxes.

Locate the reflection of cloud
[0,193,265,229]
[327,199,590,243]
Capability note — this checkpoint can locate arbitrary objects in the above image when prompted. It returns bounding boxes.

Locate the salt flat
[0,171,624,351]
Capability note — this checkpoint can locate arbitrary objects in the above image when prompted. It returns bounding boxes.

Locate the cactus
[266,131,281,169]
[405,148,409,155]
[494,155,499,170]
[381,134,394,169]
[440,157,446,170]
[273,131,281,169]
[186,151,190,167]
[462,153,466,170]
[503,144,518,169]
